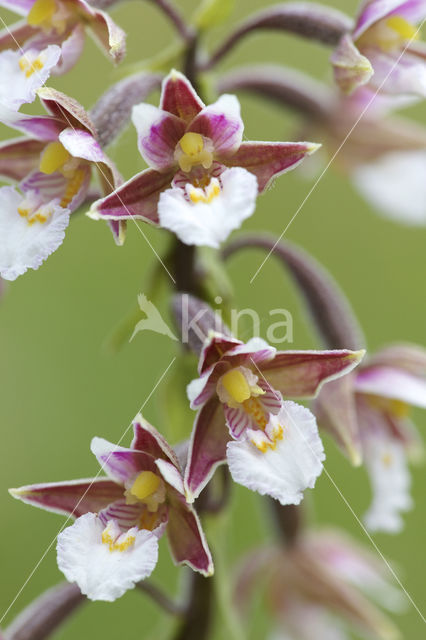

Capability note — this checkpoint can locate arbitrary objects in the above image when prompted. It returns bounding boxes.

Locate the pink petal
[91,437,157,485]
[160,70,205,123]
[9,478,124,518]
[85,1,127,64]
[189,94,243,155]
[38,87,96,137]
[261,349,364,398]
[355,366,426,408]
[131,415,181,469]
[0,137,45,181]
[331,34,374,94]
[88,168,174,223]
[184,397,229,501]
[198,333,243,374]
[167,491,213,575]
[54,23,85,75]
[224,141,319,192]
[98,498,143,530]
[366,343,426,376]
[353,0,406,39]
[0,19,37,51]
[132,104,185,171]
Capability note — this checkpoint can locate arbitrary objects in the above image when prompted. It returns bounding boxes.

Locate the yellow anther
[221,369,251,404]
[101,527,135,553]
[19,55,44,78]
[40,141,70,175]
[180,132,204,156]
[386,16,419,41]
[243,396,268,430]
[18,207,29,218]
[177,132,213,172]
[130,471,161,502]
[189,180,221,204]
[27,0,56,27]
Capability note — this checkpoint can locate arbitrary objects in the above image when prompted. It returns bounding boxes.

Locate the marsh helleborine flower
[315,343,426,532]
[10,415,213,601]
[0,87,121,280]
[89,70,320,248]
[0,0,126,75]
[185,331,364,504]
[332,0,426,96]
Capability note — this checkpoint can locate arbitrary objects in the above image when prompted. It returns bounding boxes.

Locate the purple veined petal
[108,219,126,246]
[355,365,426,408]
[131,414,181,469]
[20,165,92,213]
[91,437,157,485]
[184,397,229,502]
[365,47,426,97]
[187,367,226,409]
[353,0,408,40]
[53,23,85,75]
[331,34,374,94]
[97,498,142,530]
[9,477,124,518]
[391,0,426,22]
[198,333,243,374]
[160,69,205,123]
[59,127,105,163]
[132,103,185,171]
[0,19,37,52]
[261,349,365,399]
[0,104,63,140]
[0,136,45,181]
[155,459,185,495]
[83,0,127,65]
[88,168,174,223]
[221,337,277,369]
[38,87,96,136]
[366,343,426,375]
[189,94,244,156]
[223,404,252,439]
[313,375,363,466]
[223,141,320,192]
[166,491,214,576]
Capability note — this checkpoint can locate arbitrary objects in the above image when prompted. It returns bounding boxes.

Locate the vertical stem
[148,0,195,42]
[173,571,214,640]
[270,502,303,547]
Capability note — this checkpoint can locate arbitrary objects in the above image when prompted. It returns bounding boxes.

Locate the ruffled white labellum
[0,186,70,280]
[353,151,426,225]
[363,436,412,533]
[57,513,159,601]
[158,167,258,248]
[0,46,61,110]
[227,401,325,505]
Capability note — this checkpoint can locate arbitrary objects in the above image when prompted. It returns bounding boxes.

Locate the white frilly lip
[57,513,159,601]
[226,401,325,505]
[363,436,412,533]
[0,46,61,110]
[0,186,70,281]
[158,167,258,248]
[352,150,426,225]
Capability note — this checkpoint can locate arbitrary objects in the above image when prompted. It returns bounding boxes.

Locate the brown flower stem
[270,501,303,547]
[172,571,215,640]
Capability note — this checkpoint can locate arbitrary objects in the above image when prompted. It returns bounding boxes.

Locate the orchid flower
[0,0,125,75]
[0,87,124,279]
[10,415,213,601]
[314,343,426,532]
[331,0,426,96]
[235,530,401,640]
[184,331,364,504]
[0,184,70,280]
[88,70,320,248]
[306,86,426,225]
[0,44,60,110]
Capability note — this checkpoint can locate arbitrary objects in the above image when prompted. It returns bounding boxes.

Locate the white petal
[363,436,412,533]
[226,401,325,505]
[57,513,159,601]
[0,186,70,281]
[158,167,258,248]
[353,151,426,225]
[0,46,61,110]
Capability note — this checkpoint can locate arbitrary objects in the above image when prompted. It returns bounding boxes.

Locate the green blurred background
[0,0,425,637]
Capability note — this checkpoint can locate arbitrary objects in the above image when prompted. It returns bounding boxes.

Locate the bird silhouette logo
[130,294,178,342]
